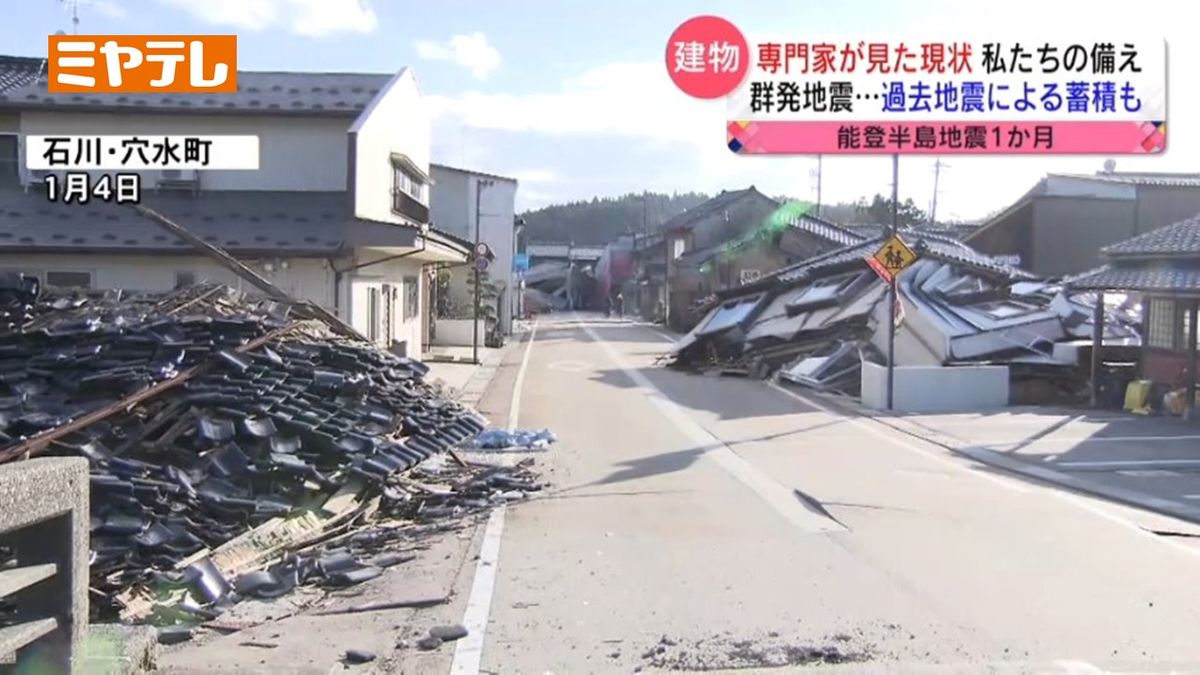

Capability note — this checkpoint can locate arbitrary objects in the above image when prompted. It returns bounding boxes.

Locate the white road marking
[451,320,538,675]
[1115,469,1183,478]
[450,507,507,675]
[1060,459,1200,468]
[506,320,539,434]
[767,382,1031,494]
[581,322,844,532]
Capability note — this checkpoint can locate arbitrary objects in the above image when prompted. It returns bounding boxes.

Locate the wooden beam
[131,205,367,342]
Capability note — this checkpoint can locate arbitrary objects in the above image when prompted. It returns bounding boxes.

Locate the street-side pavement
[467,313,1200,673]
[868,406,1200,528]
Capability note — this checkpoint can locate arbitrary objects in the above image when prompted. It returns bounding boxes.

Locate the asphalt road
[465,314,1200,673]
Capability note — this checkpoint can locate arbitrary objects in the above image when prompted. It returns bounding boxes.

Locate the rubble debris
[157,625,194,645]
[0,282,550,630]
[470,428,557,451]
[429,624,468,641]
[667,230,1142,404]
[416,635,444,650]
[343,648,377,664]
[641,632,872,670]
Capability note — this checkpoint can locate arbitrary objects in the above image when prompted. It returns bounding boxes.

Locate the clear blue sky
[6,1,1194,219]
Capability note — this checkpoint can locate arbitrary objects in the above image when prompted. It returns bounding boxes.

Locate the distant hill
[520,191,710,245]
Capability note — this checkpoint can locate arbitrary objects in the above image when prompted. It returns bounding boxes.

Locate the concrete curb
[784,384,1200,526]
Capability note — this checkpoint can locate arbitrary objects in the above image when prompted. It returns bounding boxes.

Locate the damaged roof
[0,62,394,116]
[724,229,1031,298]
[0,188,470,256]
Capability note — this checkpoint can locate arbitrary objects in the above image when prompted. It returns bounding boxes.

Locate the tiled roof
[430,163,518,184]
[1067,263,1200,293]
[657,187,776,232]
[1102,213,1200,258]
[0,66,393,116]
[0,187,461,255]
[1052,172,1200,187]
[0,56,42,93]
[675,214,863,268]
[791,216,867,246]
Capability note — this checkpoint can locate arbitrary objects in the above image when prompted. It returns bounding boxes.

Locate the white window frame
[392,161,428,205]
[673,238,686,260]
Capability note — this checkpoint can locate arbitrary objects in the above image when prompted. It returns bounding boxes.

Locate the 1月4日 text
[44,172,141,205]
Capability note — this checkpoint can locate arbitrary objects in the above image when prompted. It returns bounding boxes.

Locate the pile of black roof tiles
[0,278,489,619]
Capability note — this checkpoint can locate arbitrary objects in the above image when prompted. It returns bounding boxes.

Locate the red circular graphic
[665,15,749,99]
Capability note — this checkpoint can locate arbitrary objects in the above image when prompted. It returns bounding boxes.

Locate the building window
[673,238,686,260]
[366,287,381,342]
[1146,298,1200,351]
[1148,299,1175,349]
[393,163,426,204]
[403,276,419,320]
[45,270,92,288]
[175,271,196,290]
[0,135,17,188]
[391,159,431,223]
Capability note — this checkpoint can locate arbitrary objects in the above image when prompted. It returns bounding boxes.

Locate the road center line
[450,320,538,675]
[580,322,844,533]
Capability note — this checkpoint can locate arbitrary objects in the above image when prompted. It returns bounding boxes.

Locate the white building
[429,164,519,335]
[0,56,469,357]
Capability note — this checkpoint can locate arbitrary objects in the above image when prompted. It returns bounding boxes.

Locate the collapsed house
[665,229,1142,407]
[0,277,538,633]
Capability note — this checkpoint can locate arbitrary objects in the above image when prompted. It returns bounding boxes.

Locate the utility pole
[642,191,648,235]
[887,154,899,411]
[929,158,947,227]
[816,155,823,217]
[472,178,493,365]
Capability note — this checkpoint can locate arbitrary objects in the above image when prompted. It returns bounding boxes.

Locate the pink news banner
[664,17,1167,155]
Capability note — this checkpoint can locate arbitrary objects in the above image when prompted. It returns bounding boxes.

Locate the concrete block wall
[861,362,1010,413]
[0,457,89,672]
